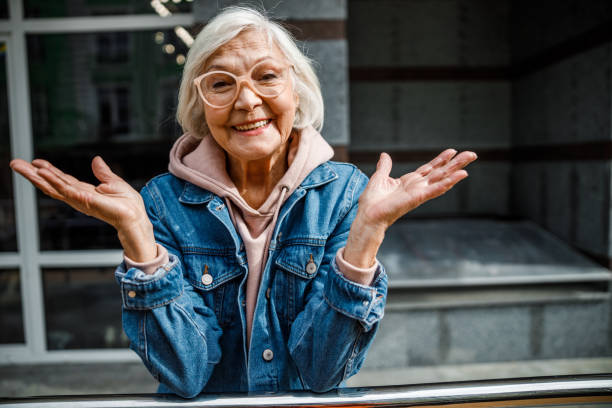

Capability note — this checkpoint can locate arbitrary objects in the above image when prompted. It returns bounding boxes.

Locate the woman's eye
[259,72,279,81]
[212,81,230,88]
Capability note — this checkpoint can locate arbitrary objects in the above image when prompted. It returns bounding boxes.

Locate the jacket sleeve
[115,184,223,398]
[287,167,388,392]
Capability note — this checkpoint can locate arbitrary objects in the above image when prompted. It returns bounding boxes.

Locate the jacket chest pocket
[183,252,244,327]
[273,241,326,322]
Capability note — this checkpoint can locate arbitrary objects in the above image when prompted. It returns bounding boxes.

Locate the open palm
[9,156,147,230]
[359,149,477,228]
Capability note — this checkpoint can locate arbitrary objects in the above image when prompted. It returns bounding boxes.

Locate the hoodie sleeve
[287,166,387,392]
[114,183,223,398]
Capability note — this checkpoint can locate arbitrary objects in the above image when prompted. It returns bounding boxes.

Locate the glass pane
[25,0,192,18]
[0,0,8,19]
[28,30,191,250]
[0,269,24,344]
[0,41,17,252]
[43,266,126,350]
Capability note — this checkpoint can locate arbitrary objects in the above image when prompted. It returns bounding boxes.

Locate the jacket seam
[323,293,367,322]
[122,287,183,310]
[174,300,209,344]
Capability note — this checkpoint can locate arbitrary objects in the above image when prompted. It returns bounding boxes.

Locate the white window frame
[0,0,194,364]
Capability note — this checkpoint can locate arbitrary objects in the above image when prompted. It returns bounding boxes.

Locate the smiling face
[201,29,298,166]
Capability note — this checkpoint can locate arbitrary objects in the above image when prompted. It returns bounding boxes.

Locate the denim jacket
[114,161,388,398]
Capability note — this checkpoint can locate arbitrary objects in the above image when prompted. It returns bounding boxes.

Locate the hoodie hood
[168,126,334,218]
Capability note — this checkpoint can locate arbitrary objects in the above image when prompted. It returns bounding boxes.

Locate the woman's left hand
[358,149,477,229]
[343,149,477,269]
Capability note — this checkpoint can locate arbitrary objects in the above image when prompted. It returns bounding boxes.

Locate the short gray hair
[176,6,324,139]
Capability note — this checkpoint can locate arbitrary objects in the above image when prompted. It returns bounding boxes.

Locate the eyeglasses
[193,60,292,109]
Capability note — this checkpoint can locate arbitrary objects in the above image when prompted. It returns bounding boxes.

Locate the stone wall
[510,0,612,263]
[348,0,512,217]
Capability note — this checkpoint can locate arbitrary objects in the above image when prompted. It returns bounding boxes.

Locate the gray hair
[176,6,324,138]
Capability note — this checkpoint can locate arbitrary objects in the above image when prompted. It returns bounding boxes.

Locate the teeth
[235,120,269,131]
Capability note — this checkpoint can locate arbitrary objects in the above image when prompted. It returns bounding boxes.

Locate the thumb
[373,152,392,179]
[91,156,118,183]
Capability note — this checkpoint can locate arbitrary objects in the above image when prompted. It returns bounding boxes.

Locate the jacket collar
[178,162,338,204]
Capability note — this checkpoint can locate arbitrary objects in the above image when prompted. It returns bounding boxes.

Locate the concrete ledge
[348,357,612,386]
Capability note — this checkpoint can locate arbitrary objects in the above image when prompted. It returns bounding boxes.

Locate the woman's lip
[233,118,271,127]
[232,119,272,136]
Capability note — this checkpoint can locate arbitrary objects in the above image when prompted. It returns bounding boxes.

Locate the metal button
[127,290,136,298]
[241,299,246,308]
[306,262,317,275]
[201,273,213,285]
[262,348,274,361]
[265,287,271,299]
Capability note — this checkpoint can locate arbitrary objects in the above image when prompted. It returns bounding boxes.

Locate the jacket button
[265,288,271,299]
[127,290,136,298]
[306,261,317,275]
[201,274,213,285]
[262,349,274,361]
[241,299,246,308]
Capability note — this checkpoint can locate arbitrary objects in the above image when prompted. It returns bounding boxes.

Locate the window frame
[0,0,193,364]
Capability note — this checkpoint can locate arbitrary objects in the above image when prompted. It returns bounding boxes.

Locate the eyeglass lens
[198,61,289,107]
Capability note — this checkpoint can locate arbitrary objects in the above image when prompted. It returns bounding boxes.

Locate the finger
[10,160,64,200]
[415,148,456,176]
[91,156,119,184]
[427,170,468,198]
[372,152,392,180]
[37,168,89,207]
[32,159,80,185]
[441,151,477,173]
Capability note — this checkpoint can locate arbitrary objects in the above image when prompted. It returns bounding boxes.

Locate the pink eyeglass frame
[193,61,294,109]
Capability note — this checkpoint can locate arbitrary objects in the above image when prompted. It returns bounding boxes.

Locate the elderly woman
[11,7,475,398]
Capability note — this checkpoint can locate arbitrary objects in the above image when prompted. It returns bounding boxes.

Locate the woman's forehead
[205,30,286,70]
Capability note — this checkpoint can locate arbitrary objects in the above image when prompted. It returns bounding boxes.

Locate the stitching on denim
[182,246,237,256]
[174,301,209,343]
[290,296,326,354]
[123,286,184,310]
[187,268,244,290]
[145,183,166,224]
[343,325,362,380]
[323,293,366,322]
[122,258,179,287]
[142,311,148,359]
[277,237,327,247]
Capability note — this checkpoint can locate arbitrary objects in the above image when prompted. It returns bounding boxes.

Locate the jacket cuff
[324,256,387,331]
[335,247,379,286]
[123,243,170,276]
[115,253,183,310]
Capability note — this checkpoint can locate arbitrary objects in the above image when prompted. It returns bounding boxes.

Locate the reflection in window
[43,267,126,350]
[96,32,130,63]
[0,41,17,252]
[0,0,7,19]
[0,269,24,344]
[25,0,192,18]
[28,30,191,250]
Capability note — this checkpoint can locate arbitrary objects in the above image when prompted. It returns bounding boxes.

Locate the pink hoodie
[125,126,377,345]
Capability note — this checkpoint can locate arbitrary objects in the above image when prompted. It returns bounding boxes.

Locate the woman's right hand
[9,156,157,262]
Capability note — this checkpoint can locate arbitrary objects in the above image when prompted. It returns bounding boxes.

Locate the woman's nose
[233,82,262,111]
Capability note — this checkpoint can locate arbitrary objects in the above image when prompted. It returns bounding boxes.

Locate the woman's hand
[344,149,477,268]
[9,156,157,262]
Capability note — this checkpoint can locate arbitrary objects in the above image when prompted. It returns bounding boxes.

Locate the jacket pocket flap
[275,242,325,279]
[183,253,244,290]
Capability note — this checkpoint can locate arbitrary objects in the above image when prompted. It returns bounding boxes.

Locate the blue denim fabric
[115,161,387,398]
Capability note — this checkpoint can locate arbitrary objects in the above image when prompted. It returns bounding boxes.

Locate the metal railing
[1,374,611,407]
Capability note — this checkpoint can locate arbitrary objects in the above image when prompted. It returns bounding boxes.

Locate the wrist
[117,219,157,262]
[343,214,386,268]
